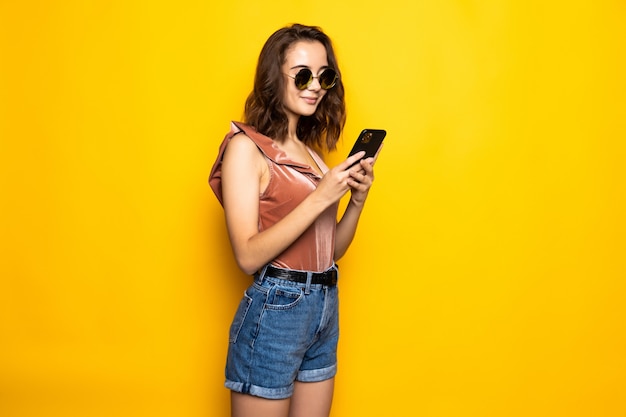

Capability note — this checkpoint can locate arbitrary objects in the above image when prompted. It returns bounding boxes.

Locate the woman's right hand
[314,151,366,205]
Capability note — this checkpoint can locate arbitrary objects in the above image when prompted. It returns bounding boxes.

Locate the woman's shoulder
[209,122,265,204]
[227,122,279,157]
[225,129,259,155]
[225,122,264,151]
[228,121,271,142]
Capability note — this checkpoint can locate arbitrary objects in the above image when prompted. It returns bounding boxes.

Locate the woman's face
[281,40,330,120]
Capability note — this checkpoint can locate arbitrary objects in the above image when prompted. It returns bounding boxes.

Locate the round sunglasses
[286,68,338,90]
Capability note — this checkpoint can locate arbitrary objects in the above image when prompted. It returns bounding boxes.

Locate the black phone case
[348,129,386,159]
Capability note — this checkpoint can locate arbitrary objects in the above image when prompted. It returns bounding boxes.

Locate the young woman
[209,23,380,417]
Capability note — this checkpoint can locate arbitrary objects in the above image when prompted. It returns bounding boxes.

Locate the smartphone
[348,129,386,164]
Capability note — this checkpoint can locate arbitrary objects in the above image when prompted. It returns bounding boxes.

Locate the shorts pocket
[265,286,304,311]
[229,291,252,344]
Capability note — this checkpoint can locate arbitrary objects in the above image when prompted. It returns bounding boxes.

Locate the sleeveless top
[209,122,338,273]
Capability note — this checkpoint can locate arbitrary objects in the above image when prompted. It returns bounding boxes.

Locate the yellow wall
[1,1,625,416]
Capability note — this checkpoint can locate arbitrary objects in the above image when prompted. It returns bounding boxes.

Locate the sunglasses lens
[291,68,338,90]
[294,69,313,90]
[319,69,338,90]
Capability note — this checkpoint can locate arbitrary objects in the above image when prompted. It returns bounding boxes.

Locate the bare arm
[221,134,366,275]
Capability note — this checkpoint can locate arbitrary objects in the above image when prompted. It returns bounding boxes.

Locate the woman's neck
[282,115,300,143]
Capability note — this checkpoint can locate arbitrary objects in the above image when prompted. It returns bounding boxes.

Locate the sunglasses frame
[286,68,338,90]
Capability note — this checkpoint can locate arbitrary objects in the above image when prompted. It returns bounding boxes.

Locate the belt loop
[255,264,270,284]
[304,271,312,295]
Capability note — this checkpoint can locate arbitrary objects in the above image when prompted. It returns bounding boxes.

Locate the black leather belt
[261,265,338,286]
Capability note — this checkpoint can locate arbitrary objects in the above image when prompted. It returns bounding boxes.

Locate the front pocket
[229,292,252,343]
[265,286,304,311]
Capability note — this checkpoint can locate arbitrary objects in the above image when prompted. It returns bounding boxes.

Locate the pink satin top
[209,122,338,273]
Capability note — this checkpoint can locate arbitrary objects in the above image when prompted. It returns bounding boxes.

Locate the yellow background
[1,1,625,416]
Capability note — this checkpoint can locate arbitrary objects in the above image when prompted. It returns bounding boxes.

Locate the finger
[349,169,363,179]
[348,178,370,192]
[340,151,366,170]
[352,166,366,176]
[349,170,371,185]
[358,159,374,177]
[359,158,374,173]
[347,178,364,190]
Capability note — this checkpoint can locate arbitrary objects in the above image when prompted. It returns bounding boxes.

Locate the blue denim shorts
[225,264,339,400]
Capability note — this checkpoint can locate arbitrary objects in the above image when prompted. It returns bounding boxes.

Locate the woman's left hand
[347,157,376,207]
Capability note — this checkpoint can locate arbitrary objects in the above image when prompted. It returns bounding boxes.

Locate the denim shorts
[225,264,339,400]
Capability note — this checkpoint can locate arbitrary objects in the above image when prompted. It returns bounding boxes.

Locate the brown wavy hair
[244,24,346,151]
